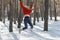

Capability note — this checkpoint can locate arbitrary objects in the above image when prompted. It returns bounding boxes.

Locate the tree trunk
[7,4,10,20]
[40,0,44,21]
[50,0,52,20]
[18,0,23,28]
[0,0,2,21]
[33,0,37,25]
[44,0,49,31]
[54,0,57,21]
[18,9,22,28]
[13,0,17,24]
[9,0,13,32]
[2,0,5,23]
[36,11,39,22]
[16,0,18,21]
[40,6,44,21]
[3,6,5,23]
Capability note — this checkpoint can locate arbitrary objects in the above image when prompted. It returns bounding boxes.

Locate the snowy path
[0,17,60,40]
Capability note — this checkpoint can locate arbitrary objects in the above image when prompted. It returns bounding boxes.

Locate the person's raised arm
[19,0,24,9]
[29,2,33,9]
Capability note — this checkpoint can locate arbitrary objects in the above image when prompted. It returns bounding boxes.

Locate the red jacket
[20,2,33,15]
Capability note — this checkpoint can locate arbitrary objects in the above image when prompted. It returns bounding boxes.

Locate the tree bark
[18,8,22,28]
[9,0,13,32]
[0,0,2,21]
[54,0,57,21]
[33,0,37,25]
[44,0,49,31]
[40,0,44,21]
[50,0,52,20]
[17,0,23,28]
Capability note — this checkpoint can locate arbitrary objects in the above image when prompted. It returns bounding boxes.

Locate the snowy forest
[0,0,60,40]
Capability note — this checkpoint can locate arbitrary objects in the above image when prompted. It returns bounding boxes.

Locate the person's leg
[28,18,33,29]
[23,18,28,30]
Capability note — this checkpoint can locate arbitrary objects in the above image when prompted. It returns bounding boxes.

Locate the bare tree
[54,0,57,21]
[13,0,17,24]
[36,10,39,22]
[44,0,49,31]
[9,0,13,32]
[33,0,37,25]
[35,0,40,22]
[2,1,5,23]
[50,0,52,20]
[40,0,44,21]
[0,0,2,21]
[18,0,23,28]
[7,4,10,20]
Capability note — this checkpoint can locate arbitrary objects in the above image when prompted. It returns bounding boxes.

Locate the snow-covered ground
[0,17,60,40]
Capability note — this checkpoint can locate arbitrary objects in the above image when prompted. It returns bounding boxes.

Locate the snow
[0,17,60,40]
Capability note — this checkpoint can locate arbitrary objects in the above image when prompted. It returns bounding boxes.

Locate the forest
[0,0,60,40]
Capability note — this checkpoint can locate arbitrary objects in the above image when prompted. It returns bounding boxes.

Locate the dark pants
[23,16,33,30]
